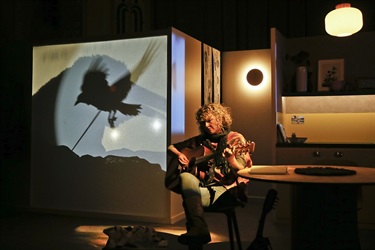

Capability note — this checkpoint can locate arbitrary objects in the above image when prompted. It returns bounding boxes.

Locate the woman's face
[202,114,221,135]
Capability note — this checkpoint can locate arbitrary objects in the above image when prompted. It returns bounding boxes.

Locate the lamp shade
[325,3,363,37]
[246,69,263,86]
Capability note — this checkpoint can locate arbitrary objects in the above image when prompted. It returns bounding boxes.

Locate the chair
[204,204,242,250]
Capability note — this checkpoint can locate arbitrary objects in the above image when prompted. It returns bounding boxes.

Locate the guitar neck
[255,189,277,238]
[191,152,217,166]
[256,213,267,238]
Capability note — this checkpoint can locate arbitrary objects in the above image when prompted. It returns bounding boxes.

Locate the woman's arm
[223,149,252,171]
[168,144,189,166]
[168,135,202,166]
[224,131,253,171]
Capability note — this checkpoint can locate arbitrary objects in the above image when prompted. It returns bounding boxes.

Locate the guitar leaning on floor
[247,189,278,250]
[165,140,255,193]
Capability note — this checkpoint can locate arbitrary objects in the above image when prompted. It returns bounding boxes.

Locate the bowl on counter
[287,137,307,144]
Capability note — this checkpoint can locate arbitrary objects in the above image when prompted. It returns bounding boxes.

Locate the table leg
[291,184,360,250]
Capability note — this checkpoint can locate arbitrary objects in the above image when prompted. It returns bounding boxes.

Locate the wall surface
[222,49,274,164]
[222,49,276,197]
[167,28,202,223]
[280,96,375,143]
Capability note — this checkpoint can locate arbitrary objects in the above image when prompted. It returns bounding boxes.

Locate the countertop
[238,166,375,185]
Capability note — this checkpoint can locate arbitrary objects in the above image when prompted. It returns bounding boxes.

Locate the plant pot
[296,66,307,92]
[330,80,346,91]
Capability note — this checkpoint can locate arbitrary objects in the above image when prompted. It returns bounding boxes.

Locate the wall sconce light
[325,3,363,37]
[246,68,263,86]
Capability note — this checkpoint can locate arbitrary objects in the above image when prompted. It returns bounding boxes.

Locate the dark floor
[1,198,374,250]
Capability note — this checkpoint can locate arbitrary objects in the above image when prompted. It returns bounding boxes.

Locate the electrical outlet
[291,115,304,124]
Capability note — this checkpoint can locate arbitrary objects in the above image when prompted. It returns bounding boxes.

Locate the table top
[237,165,375,185]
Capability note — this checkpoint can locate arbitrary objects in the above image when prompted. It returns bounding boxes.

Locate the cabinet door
[276,147,375,167]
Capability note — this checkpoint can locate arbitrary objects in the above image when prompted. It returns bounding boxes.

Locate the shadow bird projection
[74,44,157,128]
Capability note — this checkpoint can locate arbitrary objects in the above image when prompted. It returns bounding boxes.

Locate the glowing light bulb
[110,129,119,140]
[152,119,162,132]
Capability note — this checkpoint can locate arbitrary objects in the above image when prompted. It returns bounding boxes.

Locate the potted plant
[322,66,337,87]
[321,66,346,91]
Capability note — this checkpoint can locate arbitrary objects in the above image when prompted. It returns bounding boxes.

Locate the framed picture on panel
[318,59,344,91]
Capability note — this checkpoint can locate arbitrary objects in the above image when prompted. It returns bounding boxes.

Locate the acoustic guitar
[165,139,255,193]
[247,189,278,250]
[179,140,255,185]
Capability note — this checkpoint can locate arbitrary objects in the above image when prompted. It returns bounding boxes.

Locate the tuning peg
[272,197,279,209]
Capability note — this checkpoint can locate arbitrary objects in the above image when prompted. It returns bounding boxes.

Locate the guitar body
[164,145,211,193]
[182,145,245,185]
[180,146,211,181]
[247,237,271,250]
[180,146,206,160]
[165,151,184,194]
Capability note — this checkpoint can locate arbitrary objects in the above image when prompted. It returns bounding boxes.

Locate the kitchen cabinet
[274,145,375,229]
[276,145,375,167]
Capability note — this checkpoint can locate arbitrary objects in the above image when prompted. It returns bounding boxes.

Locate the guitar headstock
[233,140,256,155]
[263,189,278,214]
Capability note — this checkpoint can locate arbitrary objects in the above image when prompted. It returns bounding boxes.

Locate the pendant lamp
[325,3,363,37]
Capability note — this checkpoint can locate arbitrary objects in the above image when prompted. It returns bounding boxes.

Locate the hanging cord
[72,110,101,151]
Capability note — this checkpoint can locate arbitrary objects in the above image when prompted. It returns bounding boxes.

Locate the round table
[238,165,375,250]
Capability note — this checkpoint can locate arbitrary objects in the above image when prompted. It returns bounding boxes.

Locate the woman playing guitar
[166,103,254,248]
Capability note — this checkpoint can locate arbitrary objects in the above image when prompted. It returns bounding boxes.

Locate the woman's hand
[222,147,235,159]
[222,146,246,171]
[168,145,189,167]
[177,153,189,167]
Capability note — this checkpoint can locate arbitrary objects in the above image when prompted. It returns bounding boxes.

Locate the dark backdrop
[1,0,374,213]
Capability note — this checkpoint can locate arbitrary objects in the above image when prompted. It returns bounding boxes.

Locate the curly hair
[195,103,232,134]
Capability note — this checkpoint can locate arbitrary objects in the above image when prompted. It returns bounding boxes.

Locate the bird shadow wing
[111,41,160,101]
[110,72,134,102]
[130,41,159,83]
